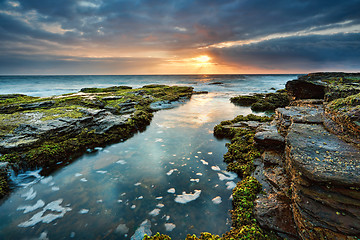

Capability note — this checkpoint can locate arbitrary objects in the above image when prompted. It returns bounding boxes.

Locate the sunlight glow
[193,55,211,63]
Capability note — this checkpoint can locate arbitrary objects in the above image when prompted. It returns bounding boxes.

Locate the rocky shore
[216,72,360,239]
[0,85,195,198]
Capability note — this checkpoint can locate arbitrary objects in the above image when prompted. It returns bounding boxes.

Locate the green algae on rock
[230,90,289,112]
[0,85,194,197]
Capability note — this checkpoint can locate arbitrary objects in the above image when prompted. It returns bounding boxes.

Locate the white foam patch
[149,208,161,216]
[190,179,199,183]
[212,196,222,204]
[96,170,107,174]
[40,176,53,184]
[217,171,237,181]
[18,199,72,227]
[226,181,237,190]
[131,219,151,240]
[116,160,127,165]
[116,223,129,234]
[17,200,45,214]
[94,147,103,151]
[167,188,175,194]
[196,173,203,176]
[200,160,208,165]
[156,203,164,208]
[75,173,82,177]
[97,199,103,203]
[38,231,49,240]
[79,209,89,214]
[51,186,60,191]
[211,166,221,171]
[164,223,176,232]
[134,182,141,186]
[80,178,88,182]
[70,232,76,238]
[21,187,36,201]
[174,190,201,204]
[166,169,178,176]
[155,138,163,142]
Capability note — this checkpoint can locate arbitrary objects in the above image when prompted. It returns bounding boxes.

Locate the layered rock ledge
[256,73,360,239]
[215,72,360,240]
[0,85,195,198]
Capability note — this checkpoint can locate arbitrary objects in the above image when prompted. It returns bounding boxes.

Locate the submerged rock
[131,219,152,240]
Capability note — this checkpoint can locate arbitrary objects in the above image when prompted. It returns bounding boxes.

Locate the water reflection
[0,93,251,239]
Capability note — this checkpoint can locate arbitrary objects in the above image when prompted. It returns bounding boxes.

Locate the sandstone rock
[286,123,360,187]
[255,193,298,239]
[254,124,285,148]
[276,106,324,125]
[286,80,325,99]
[261,150,283,166]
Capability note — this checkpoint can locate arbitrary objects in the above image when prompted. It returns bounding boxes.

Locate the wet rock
[20,101,55,110]
[149,98,188,111]
[290,99,323,107]
[286,80,325,99]
[261,150,283,166]
[286,123,360,187]
[0,136,40,152]
[276,106,324,125]
[0,94,25,100]
[255,193,298,239]
[102,96,123,101]
[254,124,285,148]
[0,162,9,171]
[229,121,262,129]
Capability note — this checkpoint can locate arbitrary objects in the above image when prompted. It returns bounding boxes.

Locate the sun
[193,55,211,63]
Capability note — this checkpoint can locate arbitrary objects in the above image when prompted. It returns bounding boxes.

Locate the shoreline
[0,85,196,198]
[1,72,359,239]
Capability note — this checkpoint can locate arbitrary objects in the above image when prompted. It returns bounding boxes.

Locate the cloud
[0,0,359,73]
[210,33,360,72]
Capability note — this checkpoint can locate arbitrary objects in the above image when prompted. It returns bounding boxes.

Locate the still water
[0,75,297,239]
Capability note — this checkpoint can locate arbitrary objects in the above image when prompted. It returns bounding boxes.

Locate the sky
[0,0,359,75]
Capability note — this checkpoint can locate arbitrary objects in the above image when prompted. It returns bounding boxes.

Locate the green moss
[0,94,38,105]
[230,95,262,106]
[40,106,85,121]
[222,177,276,240]
[144,233,172,240]
[0,171,10,198]
[328,92,360,111]
[213,114,278,239]
[80,86,132,93]
[230,91,289,112]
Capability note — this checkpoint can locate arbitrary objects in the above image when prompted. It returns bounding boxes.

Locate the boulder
[286,80,325,99]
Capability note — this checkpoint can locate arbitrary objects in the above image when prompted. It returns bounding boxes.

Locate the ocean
[0,74,298,239]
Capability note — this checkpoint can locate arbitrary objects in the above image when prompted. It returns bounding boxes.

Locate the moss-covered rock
[0,85,194,197]
[230,91,289,112]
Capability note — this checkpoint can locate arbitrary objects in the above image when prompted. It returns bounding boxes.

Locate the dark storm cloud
[0,0,359,73]
[211,33,360,71]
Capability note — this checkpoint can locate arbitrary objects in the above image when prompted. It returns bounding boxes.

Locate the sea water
[0,74,297,239]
